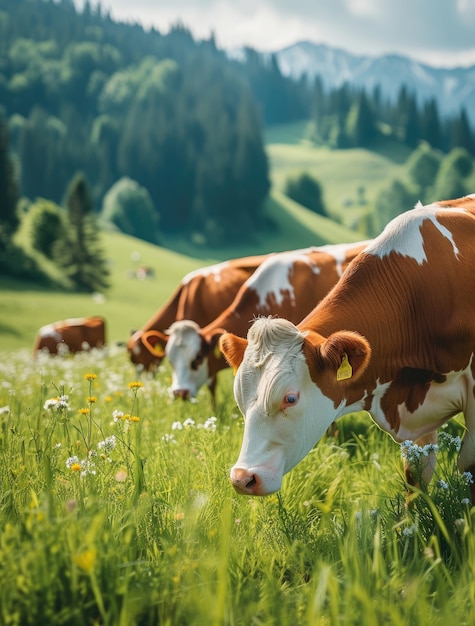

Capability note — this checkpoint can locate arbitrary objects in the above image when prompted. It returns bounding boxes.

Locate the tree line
[1,0,474,291]
[0,0,270,249]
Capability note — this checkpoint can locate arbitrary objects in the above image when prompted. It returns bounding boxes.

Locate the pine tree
[54,172,110,292]
[0,116,20,251]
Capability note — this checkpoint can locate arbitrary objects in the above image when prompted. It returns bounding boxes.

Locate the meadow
[0,345,474,625]
[2,135,475,624]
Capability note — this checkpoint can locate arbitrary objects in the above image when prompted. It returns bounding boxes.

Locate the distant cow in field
[127,254,271,379]
[146,241,369,400]
[220,195,475,501]
[33,316,106,355]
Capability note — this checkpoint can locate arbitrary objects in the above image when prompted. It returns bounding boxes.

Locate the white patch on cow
[181,261,230,285]
[311,240,372,276]
[246,242,369,309]
[365,202,465,264]
[39,324,61,342]
[246,250,309,309]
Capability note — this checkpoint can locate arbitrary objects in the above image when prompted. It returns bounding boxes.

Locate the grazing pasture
[0,345,474,625]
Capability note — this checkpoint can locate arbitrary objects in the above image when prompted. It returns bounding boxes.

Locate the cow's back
[34,316,106,355]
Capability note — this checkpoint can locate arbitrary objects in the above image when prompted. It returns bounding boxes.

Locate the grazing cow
[220,195,475,501]
[160,242,369,400]
[127,254,271,378]
[33,316,106,355]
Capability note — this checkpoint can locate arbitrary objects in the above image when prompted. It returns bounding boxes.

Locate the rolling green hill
[1,124,414,353]
[0,188,363,353]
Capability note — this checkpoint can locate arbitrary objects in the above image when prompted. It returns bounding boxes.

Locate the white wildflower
[171,421,183,430]
[462,471,474,485]
[112,410,124,423]
[402,524,418,537]
[97,435,116,453]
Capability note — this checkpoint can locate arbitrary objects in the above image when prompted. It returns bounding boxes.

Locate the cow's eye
[191,353,204,370]
[280,391,300,411]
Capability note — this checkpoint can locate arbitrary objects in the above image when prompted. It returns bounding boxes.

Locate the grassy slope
[1,124,412,353]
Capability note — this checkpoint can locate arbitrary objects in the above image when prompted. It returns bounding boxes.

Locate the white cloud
[75,0,475,67]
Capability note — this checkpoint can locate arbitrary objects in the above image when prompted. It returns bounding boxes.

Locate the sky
[74,0,475,68]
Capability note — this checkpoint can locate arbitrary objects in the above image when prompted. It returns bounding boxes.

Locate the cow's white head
[220,317,371,496]
[165,320,223,400]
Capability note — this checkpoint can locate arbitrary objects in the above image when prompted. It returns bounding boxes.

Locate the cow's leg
[208,375,217,408]
[404,431,438,490]
[457,412,475,503]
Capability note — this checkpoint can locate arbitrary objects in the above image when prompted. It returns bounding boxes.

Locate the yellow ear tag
[214,344,221,359]
[337,353,352,381]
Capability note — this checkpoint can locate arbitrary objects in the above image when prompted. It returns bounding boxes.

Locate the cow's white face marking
[165,321,210,398]
[365,203,465,264]
[231,320,346,495]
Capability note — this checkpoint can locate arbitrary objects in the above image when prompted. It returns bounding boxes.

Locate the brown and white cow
[220,195,475,500]
[33,316,106,355]
[127,254,270,379]
[159,242,369,400]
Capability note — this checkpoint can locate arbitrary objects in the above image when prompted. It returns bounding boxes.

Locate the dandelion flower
[86,396,97,404]
[84,373,97,381]
[78,408,90,415]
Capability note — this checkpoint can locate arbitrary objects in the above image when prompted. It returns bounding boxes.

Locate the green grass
[2,177,364,354]
[0,348,474,625]
[2,127,475,624]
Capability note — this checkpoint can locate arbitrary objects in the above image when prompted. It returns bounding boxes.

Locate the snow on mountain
[261,41,475,123]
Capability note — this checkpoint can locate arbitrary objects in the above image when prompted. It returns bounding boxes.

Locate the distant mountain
[247,41,475,123]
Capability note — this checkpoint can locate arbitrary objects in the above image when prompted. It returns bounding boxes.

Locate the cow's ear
[219,333,248,371]
[142,330,168,357]
[206,328,228,359]
[319,331,371,382]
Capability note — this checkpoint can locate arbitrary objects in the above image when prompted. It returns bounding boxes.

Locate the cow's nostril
[245,475,257,489]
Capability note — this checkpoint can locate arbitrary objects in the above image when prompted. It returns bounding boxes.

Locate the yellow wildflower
[78,408,90,415]
[87,396,97,403]
[71,463,82,472]
[128,381,143,389]
[84,373,97,381]
[129,416,140,423]
[74,547,96,573]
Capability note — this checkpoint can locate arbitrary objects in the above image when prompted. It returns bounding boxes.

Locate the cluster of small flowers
[66,454,96,477]
[438,431,463,452]
[112,410,139,431]
[162,433,177,444]
[44,395,70,411]
[97,435,116,454]
[171,416,217,432]
[400,440,439,463]
[402,523,418,537]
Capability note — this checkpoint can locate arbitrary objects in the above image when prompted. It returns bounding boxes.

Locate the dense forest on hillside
[0,0,474,288]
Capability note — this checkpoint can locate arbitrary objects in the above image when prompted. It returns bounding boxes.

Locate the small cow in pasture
[155,242,369,401]
[220,195,475,501]
[33,316,106,355]
[127,254,271,383]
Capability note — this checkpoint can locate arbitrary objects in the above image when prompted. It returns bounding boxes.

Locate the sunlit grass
[0,346,474,625]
